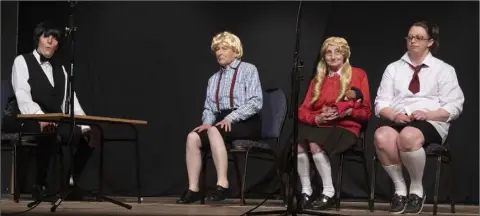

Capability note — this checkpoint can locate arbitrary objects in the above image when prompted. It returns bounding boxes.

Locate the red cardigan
[298,67,372,136]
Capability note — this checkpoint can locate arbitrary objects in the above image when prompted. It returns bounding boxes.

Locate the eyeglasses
[405,35,430,42]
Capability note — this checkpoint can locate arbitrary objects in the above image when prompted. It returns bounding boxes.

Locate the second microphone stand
[246,1,345,216]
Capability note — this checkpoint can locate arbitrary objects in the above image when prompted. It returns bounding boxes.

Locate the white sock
[383,164,407,196]
[297,153,312,196]
[400,148,426,197]
[312,151,335,198]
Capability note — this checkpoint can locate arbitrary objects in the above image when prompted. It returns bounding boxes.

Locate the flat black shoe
[176,189,201,204]
[404,193,426,214]
[389,193,408,214]
[31,184,49,201]
[206,185,229,201]
[64,185,85,201]
[297,193,313,210]
[311,194,335,210]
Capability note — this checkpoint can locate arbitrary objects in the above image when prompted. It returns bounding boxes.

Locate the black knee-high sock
[35,137,56,186]
[73,138,94,180]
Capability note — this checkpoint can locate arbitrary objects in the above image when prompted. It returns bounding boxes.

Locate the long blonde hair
[310,37,352,104]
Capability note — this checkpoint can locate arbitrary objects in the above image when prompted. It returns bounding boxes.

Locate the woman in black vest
[9,21,98,201]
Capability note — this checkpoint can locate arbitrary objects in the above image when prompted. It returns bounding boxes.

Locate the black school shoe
[311,194,335,210]
[206,185,230,201]
[297,193,314,210]
[404,193,426,214]
[389,193,408,214]
[176,189,202,204]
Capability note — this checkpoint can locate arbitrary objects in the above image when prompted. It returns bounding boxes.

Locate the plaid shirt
[202,59,263,124]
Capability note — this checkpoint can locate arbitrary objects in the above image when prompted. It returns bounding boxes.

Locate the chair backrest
[1,79,14,118]
[259,88,288,140]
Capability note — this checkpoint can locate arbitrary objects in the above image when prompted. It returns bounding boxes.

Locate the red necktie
[408,63,423,94]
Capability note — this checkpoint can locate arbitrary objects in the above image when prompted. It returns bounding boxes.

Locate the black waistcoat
[22,52,65,113]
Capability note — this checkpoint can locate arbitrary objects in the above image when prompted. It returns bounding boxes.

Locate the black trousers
[21,120,94,186]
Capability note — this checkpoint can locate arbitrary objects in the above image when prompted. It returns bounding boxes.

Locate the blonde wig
[210,31,243,58]
[310,37,352,104]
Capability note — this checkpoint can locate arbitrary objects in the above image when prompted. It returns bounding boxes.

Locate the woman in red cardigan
[296,37,371,210]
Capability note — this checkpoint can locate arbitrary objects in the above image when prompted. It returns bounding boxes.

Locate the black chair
[369,138,456,215]
[1,79,38,202]
[333,123,371,210]
[201,88,288,205]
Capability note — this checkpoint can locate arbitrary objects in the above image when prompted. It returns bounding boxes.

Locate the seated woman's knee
[398,127,424,152]
[374,126,398,150]
[309,143,323,153]
[186,132,201,149]
[297,143,306,153]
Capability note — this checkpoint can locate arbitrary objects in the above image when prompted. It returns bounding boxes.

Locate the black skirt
[196,110,262,150]
[296,123,358,156]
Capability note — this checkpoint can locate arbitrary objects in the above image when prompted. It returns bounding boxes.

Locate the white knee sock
[297,153,312,196]
[400,148,426,197]
[383,164,407,196]
[312,151,335,198]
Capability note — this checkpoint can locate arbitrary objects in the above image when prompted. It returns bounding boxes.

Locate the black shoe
[176,189,201,204]
[297,193,313,210]
[206,185,229,202]
[389,193,408,214]
[311,194,335,210]
[64,185,85,201]
[404,193,426,214]
[31,184,49,201]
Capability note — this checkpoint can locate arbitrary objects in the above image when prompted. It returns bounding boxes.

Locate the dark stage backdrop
[8,1,479,204]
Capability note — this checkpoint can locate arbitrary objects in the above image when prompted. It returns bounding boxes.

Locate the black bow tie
[40,55,52,63]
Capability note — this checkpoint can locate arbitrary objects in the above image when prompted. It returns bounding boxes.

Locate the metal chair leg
[232,154,245,205]
[369,155,377,212]
[335,154,344,211]
[449,159,455,213]
[200,153,208,204]
[240,150,251,206]
[433,155,442,216]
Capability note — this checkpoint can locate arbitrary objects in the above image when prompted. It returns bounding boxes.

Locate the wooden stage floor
[1,195,478,215]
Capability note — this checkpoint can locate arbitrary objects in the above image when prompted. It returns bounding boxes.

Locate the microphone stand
[50,1,132,212]
[246,1,344,216]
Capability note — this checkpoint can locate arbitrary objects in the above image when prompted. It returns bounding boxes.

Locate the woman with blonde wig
[176,31,263,204]
[296,37,371,210]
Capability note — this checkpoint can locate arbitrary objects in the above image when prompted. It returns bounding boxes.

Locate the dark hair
[412,20,440,54]
[33,21,63,48]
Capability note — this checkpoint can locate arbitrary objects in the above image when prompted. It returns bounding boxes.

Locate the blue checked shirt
[202,59,263,124]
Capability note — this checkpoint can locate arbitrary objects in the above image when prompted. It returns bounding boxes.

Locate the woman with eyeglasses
[373,21,464,214]
[296,37,372,210]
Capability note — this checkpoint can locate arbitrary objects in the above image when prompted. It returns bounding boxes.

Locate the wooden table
[15,113,147,210]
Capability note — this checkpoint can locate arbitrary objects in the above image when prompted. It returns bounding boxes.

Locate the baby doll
[332,87,364,117]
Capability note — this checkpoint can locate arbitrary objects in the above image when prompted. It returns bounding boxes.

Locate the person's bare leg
[207,126,229,188]
[374,126,407,214]
[186,132,203,192]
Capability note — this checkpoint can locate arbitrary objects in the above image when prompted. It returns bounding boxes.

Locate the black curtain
[7,1,479,204]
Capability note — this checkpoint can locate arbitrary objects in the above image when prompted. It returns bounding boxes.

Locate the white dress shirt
[11,50,90,132]
[374,52,464,143]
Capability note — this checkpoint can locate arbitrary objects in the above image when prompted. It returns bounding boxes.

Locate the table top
[17,113,147,125]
